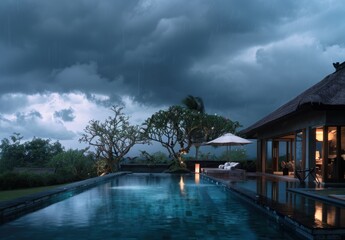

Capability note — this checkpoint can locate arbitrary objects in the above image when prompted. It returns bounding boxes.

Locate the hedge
[0,172,78,190]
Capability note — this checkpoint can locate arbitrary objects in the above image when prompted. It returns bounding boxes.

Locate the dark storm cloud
[54,108,75,122]
[0,0,345,128]
[0,109,76,140]
[16,110,42,121]
[0,94,29,113]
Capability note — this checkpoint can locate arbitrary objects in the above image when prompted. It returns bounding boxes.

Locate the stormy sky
[0,0,344,152]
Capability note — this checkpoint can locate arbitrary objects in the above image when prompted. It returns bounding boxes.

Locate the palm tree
[182,95,205,113]
[182,95,205,160]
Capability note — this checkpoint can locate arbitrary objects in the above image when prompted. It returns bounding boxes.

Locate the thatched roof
[242,61,345,136]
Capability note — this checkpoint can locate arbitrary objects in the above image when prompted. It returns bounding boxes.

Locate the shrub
[48,149,97,179]
[234,160,256,172]
[219,148,248,162]
[138,151,170,165]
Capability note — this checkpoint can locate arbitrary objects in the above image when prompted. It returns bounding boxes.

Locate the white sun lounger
[202,166,246,179]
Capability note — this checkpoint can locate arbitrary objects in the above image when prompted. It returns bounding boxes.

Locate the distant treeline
[0,133,97,190]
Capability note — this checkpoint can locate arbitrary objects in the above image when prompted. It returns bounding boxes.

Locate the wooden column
[322,126,328,181]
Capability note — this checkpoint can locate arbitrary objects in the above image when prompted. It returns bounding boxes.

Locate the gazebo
[241,61,345,185]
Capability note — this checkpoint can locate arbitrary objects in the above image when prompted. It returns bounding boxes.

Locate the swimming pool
[0,173,299,239]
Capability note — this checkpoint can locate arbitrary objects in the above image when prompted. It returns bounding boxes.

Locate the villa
[2,63,345,240]
[241,61,345,185]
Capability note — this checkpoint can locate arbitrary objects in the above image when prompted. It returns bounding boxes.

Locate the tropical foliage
[219,148,248,162]
[139,151,169,165]
[142,105,202,160]
[0,134,98,190]
[0,133,64,173]
[142,100,241,164]
[48,149,96,180]
[182,95,205,113]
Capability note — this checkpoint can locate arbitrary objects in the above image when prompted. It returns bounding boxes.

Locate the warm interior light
[328,130,336,141]
[195,163,200,173]
[316,129,336,141]
[316,130,323,141]
[315,151,320,159]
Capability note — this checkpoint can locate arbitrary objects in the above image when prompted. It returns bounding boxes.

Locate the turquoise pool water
[0,173,298,239]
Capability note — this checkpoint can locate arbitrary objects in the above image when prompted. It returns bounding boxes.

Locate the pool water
[0,173,298,239]
[234,176,299,204]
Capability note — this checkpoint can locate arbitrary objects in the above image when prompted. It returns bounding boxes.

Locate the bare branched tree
[79,105,143,173]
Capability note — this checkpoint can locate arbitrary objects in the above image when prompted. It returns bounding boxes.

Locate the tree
[0,134,65,172]
[181,95,241,158]
[193,114,241,160]
[0,133,25,172]
[143,106,241,162]
[79,105,143,173]
[182,95,205,113]
[139,150,169,165]
[24,138,64,167]
[201,114,241,142]
[48,149,96,180]
[143,105,202,162]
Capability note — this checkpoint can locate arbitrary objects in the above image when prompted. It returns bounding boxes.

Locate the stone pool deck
[0,172,129,224]
[288,188,345,208]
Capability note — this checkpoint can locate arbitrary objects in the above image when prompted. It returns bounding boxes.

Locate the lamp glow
[315,151,320,159]
[195,163,200,173]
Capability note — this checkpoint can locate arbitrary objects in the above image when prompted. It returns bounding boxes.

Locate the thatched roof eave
[241,61,345,138]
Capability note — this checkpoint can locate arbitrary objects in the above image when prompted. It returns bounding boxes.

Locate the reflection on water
[315,203,322,222]
[234,176,345,228]
[195,173,200,184]
[111,186,163,190]
[315,202,344,226]
[179,175,185,195]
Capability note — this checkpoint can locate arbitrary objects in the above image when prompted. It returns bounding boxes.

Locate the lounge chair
[202,162,246,179]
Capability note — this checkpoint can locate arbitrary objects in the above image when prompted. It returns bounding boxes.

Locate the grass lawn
[0,184,65,202]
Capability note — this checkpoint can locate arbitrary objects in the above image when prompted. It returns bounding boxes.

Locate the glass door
[315,127,323,179]
[295,131,304,171]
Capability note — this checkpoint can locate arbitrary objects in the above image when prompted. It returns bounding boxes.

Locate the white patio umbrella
[206,133,251,160]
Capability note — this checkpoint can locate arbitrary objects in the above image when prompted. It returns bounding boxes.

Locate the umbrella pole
[229,145,231,161]
[226,145,231,161]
